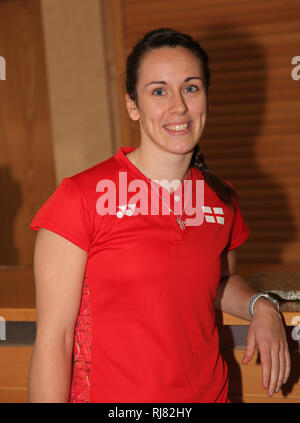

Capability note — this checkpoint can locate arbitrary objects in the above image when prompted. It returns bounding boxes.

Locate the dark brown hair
[126,28,236,207]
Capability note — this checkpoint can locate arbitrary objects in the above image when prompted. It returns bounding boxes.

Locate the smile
[163,121,192,134]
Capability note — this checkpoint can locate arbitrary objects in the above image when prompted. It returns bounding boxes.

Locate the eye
[152,88,166,96]
[184,85,199,93]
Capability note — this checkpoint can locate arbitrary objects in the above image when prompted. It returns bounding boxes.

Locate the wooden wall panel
[0,346,32,403]
[224,349,300,403]
[0,0,56,266]
[40,0,116,184]
[101,0,129,151]
[113,0,300,265]
[0,0,119,267]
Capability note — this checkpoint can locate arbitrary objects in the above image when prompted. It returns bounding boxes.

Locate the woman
[28,28,290,403]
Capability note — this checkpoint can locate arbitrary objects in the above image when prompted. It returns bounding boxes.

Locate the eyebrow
[144,76,203,88]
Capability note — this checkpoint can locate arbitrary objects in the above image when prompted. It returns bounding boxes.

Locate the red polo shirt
[30,146,250,403]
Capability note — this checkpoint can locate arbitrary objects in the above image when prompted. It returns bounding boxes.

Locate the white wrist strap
[248,292,280,319]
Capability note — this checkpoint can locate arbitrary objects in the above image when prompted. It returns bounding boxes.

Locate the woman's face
[126,46,209,156]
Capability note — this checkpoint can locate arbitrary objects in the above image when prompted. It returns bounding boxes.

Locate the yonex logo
[202,206,224,225]
[116,203,136,218]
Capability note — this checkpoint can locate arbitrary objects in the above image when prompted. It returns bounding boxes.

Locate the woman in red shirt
[28,28,290,403]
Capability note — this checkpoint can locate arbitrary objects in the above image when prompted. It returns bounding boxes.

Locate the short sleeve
[29,177,93,252]
[227,185,250,251]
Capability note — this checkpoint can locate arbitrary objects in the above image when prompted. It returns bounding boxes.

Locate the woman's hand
[242,299,291,397]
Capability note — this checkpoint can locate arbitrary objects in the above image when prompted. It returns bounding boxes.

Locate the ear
[207,103,211,113]
[125,93,140,121]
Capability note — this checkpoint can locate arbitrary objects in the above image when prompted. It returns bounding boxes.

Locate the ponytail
[191,144,236,208]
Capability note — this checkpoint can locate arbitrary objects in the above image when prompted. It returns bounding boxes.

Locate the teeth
[165,122,189,131]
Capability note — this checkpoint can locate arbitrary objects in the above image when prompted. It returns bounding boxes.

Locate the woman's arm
[214,249,291,397]
[28,228,88,403]
[214,250,256,321]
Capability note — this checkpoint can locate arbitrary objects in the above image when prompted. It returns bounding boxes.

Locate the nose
[169,92,188,115]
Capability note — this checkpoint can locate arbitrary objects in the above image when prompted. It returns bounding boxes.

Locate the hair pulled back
[126,28,235,207]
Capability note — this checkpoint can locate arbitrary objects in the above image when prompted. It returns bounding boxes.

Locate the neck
[128,144,192,189]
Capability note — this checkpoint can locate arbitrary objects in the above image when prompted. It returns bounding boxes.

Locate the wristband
[248,293,280,319]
